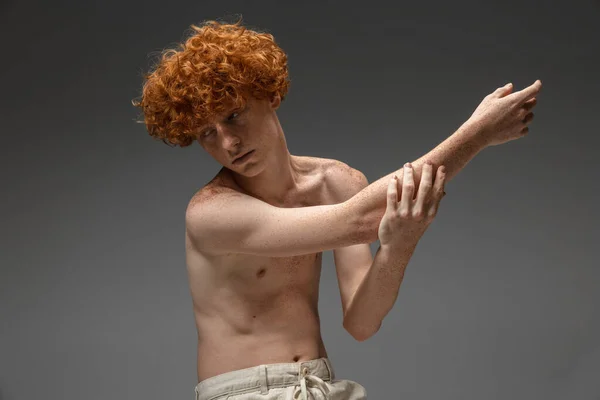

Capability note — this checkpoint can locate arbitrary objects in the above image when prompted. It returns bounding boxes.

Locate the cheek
[201,143,224,161]
[261,118,279,139]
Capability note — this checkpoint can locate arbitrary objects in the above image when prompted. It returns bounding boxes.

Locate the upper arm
[329,164,375,317]
[185,190,365,257]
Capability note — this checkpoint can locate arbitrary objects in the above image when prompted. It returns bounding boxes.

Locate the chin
[228,159,257,175]
[237,164,265,178]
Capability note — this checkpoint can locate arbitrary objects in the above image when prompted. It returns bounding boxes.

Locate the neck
[229,134,302,205]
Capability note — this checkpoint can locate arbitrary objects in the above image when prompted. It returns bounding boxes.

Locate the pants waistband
[194,357,336,400]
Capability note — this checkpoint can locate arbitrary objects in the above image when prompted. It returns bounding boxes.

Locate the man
[133,20,540,400]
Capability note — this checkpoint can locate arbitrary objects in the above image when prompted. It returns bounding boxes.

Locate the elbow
[348,330,373,342]
[343,319,381,342]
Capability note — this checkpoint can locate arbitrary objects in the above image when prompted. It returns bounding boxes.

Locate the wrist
[380,237,419,257]
[459,118,490,151]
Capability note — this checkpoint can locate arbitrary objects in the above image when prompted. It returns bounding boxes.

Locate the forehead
[196,100,245,128]
[197,95,263,126]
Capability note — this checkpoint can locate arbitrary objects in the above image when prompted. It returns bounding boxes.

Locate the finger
[414,163,433,218]
[429,165,446,217]
[399,163,414,217]
[493,82,513,98]
[523,97,537,110]
[386,175,399,215]
[522,112,534,125]
[508,80,542,105]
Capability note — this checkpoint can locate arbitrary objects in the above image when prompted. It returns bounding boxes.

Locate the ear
[270,92,281,110]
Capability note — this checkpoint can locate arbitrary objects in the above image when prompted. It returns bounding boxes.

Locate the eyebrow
[197,108,242,133]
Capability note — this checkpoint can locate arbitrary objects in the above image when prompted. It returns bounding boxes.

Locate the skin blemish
[256,268,266,278]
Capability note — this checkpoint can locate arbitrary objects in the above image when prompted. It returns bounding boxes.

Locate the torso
[185,156,346,383]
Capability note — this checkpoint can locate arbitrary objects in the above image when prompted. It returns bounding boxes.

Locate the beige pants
[194,357,367,400]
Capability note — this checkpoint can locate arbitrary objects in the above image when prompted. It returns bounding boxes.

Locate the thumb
[494,82,513,97]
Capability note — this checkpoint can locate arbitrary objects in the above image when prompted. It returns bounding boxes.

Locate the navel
[256,268,266,278]
[293,356,300,362]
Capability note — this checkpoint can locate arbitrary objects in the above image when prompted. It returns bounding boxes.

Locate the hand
[378,162,446,251]
[468,80,542,147]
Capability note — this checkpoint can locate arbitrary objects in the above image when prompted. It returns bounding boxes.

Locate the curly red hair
[132,19,290,147]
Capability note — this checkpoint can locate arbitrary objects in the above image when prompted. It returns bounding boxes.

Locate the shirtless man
[133,20,541,400]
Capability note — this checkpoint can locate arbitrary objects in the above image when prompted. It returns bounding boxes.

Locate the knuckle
[413,209,424,219]
[398,209,410,219]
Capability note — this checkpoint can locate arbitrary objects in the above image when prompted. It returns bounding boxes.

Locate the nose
[217,124,241,150]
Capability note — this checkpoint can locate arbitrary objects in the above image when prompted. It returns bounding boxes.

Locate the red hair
[132,19,290,147]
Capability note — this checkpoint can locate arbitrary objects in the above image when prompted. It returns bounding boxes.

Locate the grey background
[1,0,599,399]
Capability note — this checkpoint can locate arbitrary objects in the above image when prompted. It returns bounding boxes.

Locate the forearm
[350,119,485,242]
[343,242,417,341]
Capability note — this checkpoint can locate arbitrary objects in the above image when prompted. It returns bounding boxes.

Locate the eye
[201,129,215,138]
[227,112,239,121]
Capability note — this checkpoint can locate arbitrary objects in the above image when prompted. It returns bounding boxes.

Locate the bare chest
[188,158,339,305]
[220,251,324,298]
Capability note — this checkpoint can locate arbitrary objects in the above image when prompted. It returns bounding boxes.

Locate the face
[196,94,282,175]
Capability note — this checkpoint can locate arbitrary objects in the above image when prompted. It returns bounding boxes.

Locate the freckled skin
[187,159,338,381]
[186,81,542,382]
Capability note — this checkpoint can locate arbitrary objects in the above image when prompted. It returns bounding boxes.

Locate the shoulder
[186,170,243,215]
[317,157,369,203]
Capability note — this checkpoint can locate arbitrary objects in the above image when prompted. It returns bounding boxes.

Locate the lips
[233,150,254,164]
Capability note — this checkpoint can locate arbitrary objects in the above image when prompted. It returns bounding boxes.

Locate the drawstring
[293,366,331,400]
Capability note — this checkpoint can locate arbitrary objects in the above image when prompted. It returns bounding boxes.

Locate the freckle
[256,268,266,278]
[253,315,256,318]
